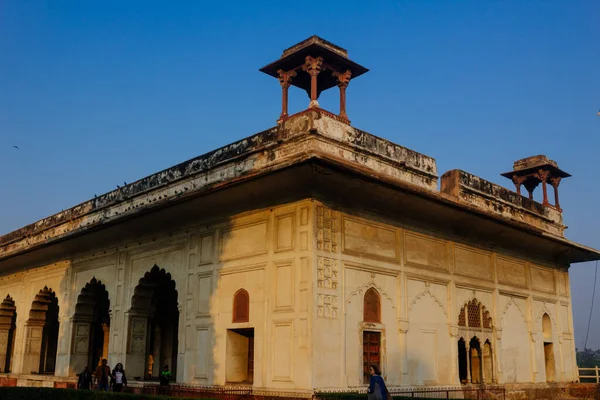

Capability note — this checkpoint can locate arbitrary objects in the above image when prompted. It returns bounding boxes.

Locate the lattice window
[458,299,493,329]
[363,288,381,323]
[467,300,481,328]
[482,309,492,329]
[233,289,249,323]
[458,308,466,327]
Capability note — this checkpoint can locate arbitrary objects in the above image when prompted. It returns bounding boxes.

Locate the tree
[577,348,600,368]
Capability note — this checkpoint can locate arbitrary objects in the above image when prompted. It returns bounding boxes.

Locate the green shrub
[0,387,216,400]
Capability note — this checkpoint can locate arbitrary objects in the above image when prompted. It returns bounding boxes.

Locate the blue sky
[1,1,599,349]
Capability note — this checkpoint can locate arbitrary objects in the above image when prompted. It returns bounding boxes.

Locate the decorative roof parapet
[0,110,436,257]
[441,170,565,238]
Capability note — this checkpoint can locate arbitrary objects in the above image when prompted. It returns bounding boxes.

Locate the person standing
[94,359,111,391]
[77,366,93,390]
[111,363,128,392]
[367,365,390,400]
[159,365,172,395]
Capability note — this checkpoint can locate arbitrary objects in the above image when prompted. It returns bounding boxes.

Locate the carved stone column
[101,323,110,361]
[550,177,562,211]
[524,179,540,201]
[302,56,323,108]
[494,328,503,384]
[398,320,409,384]
[333,69,352,121]
[466,344,471,383]
[530,331,539,382]
[449,325,460,385]
[536,170,551,206]
[511,176,526,196]
[277,69,296,123]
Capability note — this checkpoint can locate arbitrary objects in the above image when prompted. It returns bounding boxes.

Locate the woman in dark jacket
[111,363,127,392]
[367,364,389,400]
[77,366,93,390]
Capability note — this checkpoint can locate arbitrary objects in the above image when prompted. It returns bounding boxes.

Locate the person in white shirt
[111,362,128,392]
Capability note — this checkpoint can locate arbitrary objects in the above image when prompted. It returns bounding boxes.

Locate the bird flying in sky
[12,145,19,150]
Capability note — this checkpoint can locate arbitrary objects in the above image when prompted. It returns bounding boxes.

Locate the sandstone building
[0,36,598,392]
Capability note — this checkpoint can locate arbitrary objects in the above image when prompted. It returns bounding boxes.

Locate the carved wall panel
[316,206,338,253]
[342,217,398,262]
[221,221,268,261]
[275,262,294,311]
[454,246,492,281]
[195,327,210,379]
[199,233,214,265]
[272,321,293,382]
[405,232,447,270]
[275,214,295,252]
[197,274,212,316]
[557,272,568,296]
[531,266,556,294]
[73,322,91,354]
[497,257,527,288]
[129,317,147,354]
[317,256,338,319]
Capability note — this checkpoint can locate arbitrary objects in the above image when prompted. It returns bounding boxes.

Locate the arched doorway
[127,265,179,381]
[23,287,59,374]
[0,295,17,373]
[457,298,495,384]
[483,340,493,383]
[71,278,110,374]
[469,337,482,384]
[542,313,555,382]
[458,338,467,383]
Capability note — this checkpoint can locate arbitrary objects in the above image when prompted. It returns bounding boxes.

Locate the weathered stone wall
[310,202,576,389]
[0,198,579,389]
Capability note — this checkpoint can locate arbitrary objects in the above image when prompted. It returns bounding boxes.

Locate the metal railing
[579,366,600,383]
[315,386,505,400]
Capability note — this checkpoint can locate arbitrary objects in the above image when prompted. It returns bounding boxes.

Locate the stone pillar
[511,176,526,196]
[524,179,540,201]
[70,320,92,375]
[22,322,44,374]
[495,329,503,384]
[398,320,409,385]
[277,70,296,123]
[530,331,539,382]
[449,326,460,385]
[466,344,471,383]
[101,324,110,360]
[302,56,323,109]
[0,327,10,372]
[537,170,550,206]
[126,315,148,380]
[550,177,562,211]
[333,70,352,121]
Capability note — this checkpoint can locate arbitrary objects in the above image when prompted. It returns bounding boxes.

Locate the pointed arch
[0,295,17,373]
[363,288,381,323]
[71,278,111,374]
[534,304,556,326]
[233,289,250,323]
[408,286,447,316]
[128,265,179,381]
[346,281,395,311]
[501,297,527,323]
[23,287,59,374]
[542,313,552,339]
